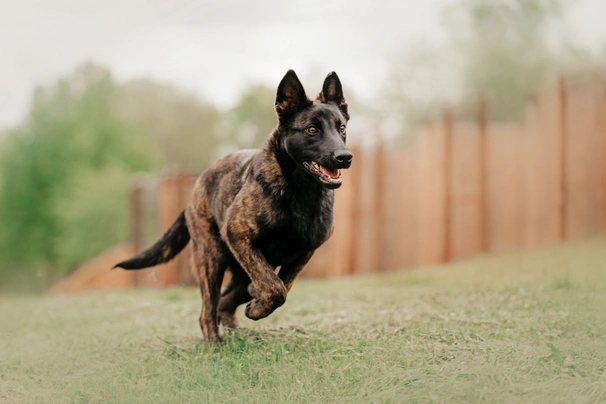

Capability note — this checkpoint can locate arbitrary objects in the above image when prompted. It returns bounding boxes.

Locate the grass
[1,238,606,403]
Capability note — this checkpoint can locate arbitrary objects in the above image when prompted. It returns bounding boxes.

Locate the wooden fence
[127,80,606,286]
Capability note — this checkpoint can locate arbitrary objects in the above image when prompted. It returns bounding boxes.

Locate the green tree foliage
[0,63,155,290]
[0,62,284,291]
[116,79,225,173]
[225,84,277,150]
[0,63,282,291]
[384,43,462,139]
[446,0,569,120]
[386,0,584,129]
[53,165,134,271]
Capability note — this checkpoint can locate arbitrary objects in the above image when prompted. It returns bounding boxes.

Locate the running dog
[115,70,352,342]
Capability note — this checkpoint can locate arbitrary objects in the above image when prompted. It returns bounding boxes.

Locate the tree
[385,0,584,130]
[224,84,278,151]
[446,0,569,120]
[384,43,462,140]
[116,79,226,173]
[0,63,155,290]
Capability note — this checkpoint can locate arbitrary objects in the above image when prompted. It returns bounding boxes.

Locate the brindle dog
[115,70,352,342]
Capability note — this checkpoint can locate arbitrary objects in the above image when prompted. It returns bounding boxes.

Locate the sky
[1,0,606,130]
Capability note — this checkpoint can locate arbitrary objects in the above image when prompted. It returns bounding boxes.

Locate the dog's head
[275,70,352,189]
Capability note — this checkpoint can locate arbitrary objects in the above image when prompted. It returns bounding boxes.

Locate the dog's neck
[257,129,328,200]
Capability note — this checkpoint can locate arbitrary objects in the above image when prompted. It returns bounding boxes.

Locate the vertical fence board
[536,89,562,245]
[603,88,606,232]
[443,110,453,263]
[559,80,568,240]
[487,124,525,252]
[379,150,401,271]
[352,148,380,274]
[175,174,195,284]
[416,124,447,266]
[381,148,418,270]
[478,100,489,252]
[522,100,542,248]
[373,145,385,271]
[566,85,606,238]
[450,123,482,260]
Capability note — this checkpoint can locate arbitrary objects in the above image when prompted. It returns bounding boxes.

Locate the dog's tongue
[320,166,340,179]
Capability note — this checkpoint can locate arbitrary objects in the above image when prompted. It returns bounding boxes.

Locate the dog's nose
[334,152,353,164]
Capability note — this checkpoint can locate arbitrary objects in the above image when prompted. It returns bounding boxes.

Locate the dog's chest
[255,197,333,267]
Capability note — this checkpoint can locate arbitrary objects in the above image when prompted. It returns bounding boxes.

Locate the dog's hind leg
[187,209,227,342]
[191,240,226,342]
[218,264,252,329]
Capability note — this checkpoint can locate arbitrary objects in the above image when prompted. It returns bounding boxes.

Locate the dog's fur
[115,70,352,342]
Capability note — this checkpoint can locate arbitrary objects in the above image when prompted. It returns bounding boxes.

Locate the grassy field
[1,238,605,403]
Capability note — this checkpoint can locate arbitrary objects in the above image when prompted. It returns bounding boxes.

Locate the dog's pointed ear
[316,71,349,120]
[275,70,310,120]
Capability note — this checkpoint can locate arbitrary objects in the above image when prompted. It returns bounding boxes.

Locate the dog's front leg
[247,249,314,300]
[223,223,287,321]
[279,250,315,292]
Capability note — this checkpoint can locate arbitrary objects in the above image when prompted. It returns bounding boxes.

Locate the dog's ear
[275,70,310,120]
[316,71,349,120]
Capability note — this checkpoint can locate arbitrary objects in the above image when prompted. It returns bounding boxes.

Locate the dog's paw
[205,334,223,343]
[245,299,271,320]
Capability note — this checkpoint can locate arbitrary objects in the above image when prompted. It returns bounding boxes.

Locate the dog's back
[193,149,258,219]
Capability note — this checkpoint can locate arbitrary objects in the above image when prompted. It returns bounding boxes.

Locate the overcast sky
[1,0,605,130]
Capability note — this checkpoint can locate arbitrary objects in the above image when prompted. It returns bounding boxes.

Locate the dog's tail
[114,210,190,270]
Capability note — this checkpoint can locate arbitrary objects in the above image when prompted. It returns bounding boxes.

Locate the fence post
[443,108,453,263]
[174,173,192,284]
[373,142,385,271]
[131,183,142,255]
[558,78,568,240]
[603,86,606,232]
[478,98,489,252]
[157,177,180,286]
[130,183,143,287]
[347,146,361,275]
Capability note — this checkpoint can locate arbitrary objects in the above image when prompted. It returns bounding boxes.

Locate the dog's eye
[306,126,318,135]
[340,125,346,134]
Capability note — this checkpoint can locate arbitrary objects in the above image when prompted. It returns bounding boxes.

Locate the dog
[115,70,352,342]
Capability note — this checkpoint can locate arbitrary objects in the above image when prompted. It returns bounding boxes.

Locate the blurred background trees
[447,0,575,120]
[383,0,602,140]
[0,64,156,289]
[224,84,276,151]
[0,62,279,291]
[116,79,225,172]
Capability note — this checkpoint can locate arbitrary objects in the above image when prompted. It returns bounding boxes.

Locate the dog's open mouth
[303,161,342,185]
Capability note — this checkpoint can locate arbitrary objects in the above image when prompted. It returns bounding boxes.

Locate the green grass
[1,238,606,403]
